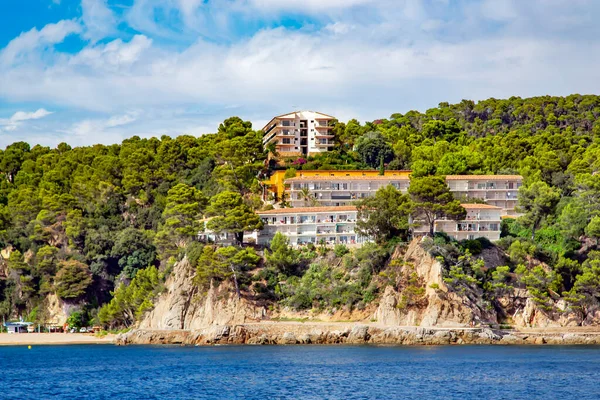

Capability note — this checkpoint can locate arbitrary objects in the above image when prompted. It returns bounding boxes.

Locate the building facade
[277,173,522,216]
[262,111,336,158]
[262,169,411,201]
[256,206,369,246]
[413,204,503,241]
[446,175,522,216]
[287,175,410,207]
[256,203,502,246]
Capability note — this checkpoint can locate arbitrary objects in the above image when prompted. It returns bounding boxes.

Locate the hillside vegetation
[0,94,599,328]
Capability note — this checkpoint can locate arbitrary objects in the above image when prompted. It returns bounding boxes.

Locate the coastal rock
[139,258,264,330]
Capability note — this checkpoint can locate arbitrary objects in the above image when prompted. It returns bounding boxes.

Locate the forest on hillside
[1,94,599,328]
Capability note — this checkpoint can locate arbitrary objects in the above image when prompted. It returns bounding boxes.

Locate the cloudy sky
[0,0,599,147]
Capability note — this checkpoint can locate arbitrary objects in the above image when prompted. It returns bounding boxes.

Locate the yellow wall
[262,170,411,199]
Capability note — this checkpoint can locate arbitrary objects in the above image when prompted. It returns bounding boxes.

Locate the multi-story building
[278,173,522,215]
[413,204,503,241]
[446,175,522,216]
[262,169,411,201]
[256,203,502,246]
[287,175,410,207]
[262,111,336,158]
[256,206,369,246]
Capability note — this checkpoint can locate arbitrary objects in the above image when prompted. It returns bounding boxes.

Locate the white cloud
[81,0,118,42]
[0,20,81,66]
[70,111,139,137]
[1,0,600,146]
[0,109,54,133]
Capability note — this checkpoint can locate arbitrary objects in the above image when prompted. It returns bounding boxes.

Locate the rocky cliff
[139,257,265,329]
[137,238,600,334]
[373,240,497,327]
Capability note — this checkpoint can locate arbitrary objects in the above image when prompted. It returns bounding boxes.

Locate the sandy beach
[0,333,114,346]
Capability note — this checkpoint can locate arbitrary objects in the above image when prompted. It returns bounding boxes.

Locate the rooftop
[262,111,335,131]
[286,175,410,182]
[461,204,502,209]
[446,175,523,181]
[258,206,358,215]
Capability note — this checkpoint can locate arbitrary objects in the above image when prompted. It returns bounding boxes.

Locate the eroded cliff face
[139,257,265,330]
[374,239,497,327]
[138,239,600,331]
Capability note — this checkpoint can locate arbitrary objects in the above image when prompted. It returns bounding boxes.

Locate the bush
[333,244,349,258]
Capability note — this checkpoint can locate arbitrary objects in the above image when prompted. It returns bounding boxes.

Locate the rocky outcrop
[138,239,600,333]
[373,239,497,327]
[139,257,266,330]
[45,293,69,326]
[117,325,600,346]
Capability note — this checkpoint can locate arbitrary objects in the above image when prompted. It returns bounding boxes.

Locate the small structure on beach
[4,321,33,333]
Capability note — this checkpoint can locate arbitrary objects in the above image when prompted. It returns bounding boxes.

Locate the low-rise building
[262,169,411,201]
[446,175,522,217]
[287,175,410,207]
[256,206,369,246]
[257,203,503,246]
[413,204,503,241]
[278,173,522,215]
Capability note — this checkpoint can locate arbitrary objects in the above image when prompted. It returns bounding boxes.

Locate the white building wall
[257,209,368,246]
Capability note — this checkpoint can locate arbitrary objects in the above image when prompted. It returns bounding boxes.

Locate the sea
[1,344,599,399]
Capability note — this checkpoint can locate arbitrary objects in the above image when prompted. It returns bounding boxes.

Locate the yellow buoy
[28,345,31,349]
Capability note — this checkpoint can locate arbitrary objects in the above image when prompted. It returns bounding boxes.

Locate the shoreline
[0,333,115,346]
[4,324,600,347]
[116,323,600,346]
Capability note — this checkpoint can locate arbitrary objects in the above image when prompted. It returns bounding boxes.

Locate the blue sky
[1,0,600,147]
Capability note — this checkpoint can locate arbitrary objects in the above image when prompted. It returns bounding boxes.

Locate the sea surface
[1,344,600,399]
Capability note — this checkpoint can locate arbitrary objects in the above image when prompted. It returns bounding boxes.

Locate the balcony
[331,194,352,200]
[315,141,334,147]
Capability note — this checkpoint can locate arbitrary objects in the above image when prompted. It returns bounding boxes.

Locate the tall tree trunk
[229,264,241,299]
[235,231,244,245]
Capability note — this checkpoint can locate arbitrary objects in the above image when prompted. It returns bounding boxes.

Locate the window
[282,138,291,144]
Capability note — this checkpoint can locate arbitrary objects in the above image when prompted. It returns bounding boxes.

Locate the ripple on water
[1,345,600,399]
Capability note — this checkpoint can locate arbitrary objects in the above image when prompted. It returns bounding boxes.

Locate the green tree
[354,132,394,168]
[194,246,260,297]
[356,185,412,243]
[265,232,297,274]
[586,216,600,245]
[205,191,263,244]
[517,181,561,240]
[408,176,466,236]
[98,266,162,328]
[54,260,92,299]
[564,252,600,320]
[161,183,207,245]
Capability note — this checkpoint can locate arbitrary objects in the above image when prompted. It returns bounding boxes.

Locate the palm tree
[299,187,319,207]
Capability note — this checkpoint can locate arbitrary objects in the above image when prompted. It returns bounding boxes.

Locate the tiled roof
[294,169,411,174]
[446,175,523,180]
[286,175,410,182]
[461,204,502,209]
[258,206,357,215]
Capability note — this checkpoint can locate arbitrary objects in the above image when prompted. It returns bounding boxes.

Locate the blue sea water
[1,345,600,399]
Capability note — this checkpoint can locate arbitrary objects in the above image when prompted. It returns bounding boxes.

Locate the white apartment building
[256,206,369,246]
[262,111,336,157]
[257,203,502,246]
[413,204,503,241]
[446,175,522,216]
[287,176,410,207]
[284,174,522,215]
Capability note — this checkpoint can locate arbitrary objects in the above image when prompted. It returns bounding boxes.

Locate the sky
[0,0,599,148]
